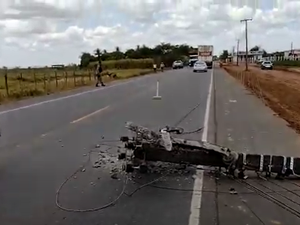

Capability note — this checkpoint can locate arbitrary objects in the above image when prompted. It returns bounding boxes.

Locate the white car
[172,60,184,69]
[261,61,273,70]
[193,61,207,72]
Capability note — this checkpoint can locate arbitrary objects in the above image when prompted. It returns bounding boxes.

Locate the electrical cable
[55,142,130,213]
[173,102,204,127]
[169,101,205,138]
[126,173,298,196]
[55,100,207,213]
[180,127,203,135]
[124,172,169,197]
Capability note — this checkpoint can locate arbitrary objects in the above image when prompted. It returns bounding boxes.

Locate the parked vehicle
[261,61,273,70]
[172,60,184,69]
[193,61,208,72]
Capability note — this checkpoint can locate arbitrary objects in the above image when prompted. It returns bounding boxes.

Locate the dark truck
[188,58,198,67]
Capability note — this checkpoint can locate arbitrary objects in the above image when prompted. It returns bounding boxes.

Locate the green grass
[273,60,300,67]
[0,68,153,104]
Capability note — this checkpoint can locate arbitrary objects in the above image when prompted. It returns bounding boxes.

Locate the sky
[0,0,299,67]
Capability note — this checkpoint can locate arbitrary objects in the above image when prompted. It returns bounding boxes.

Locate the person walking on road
[95,62,105,87]
[160,62,165,72]
[153,63,157,73]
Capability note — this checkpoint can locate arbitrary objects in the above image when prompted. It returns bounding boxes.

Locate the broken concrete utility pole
[120,122,300,179]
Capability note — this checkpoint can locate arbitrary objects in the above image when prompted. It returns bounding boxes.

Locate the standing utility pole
[291,42,294,59]
[240,18,252,71]
[236,39,240,66]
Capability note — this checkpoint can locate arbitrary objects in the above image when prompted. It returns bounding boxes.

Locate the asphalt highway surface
[1,66,300,225]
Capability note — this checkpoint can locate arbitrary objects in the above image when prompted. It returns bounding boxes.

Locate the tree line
[79,43,197,68]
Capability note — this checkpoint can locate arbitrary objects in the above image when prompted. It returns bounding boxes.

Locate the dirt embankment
[223,65,300,133]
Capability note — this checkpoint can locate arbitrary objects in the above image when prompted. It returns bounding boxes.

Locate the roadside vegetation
[272,60,300,67]
[0,43,198,104]
[0,67,153,104]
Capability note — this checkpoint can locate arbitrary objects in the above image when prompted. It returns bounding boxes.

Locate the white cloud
[0,0,300,67]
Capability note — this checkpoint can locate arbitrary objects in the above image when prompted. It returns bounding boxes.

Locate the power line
[240,18,252,71]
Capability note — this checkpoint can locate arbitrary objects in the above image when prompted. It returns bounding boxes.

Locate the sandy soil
[223,65,300,133]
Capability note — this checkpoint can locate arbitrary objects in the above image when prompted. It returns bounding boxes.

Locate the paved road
[1,67,300,225]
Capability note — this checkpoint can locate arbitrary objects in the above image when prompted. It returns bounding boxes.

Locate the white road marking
[70,106,110,124]
[202,69,214,143]
[0,76,143,116]
[188,69,214,225]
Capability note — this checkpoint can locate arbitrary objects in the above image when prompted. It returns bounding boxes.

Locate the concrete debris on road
[111,173,119,179]
[135,162,192,176]
[111,168,119,173]
[81,168,86,172]
[196,165,204,170]
[229,188,238,195]
[93,162,101,168]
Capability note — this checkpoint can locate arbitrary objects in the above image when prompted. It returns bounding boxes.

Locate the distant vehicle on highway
[188,58,198,67]
[172,60,184,69]
[193,60,208,72]
[261,60,273,70]
[198,45,213,69]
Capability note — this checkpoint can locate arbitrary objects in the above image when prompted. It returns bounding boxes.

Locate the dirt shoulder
[223,64,300,134]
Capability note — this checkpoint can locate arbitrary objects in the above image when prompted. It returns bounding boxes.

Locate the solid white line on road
[70,105,110,124]
[202,69,214,143]
[0,76,146,116]
[188,69,214,225]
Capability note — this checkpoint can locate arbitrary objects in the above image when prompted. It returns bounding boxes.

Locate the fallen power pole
[120,122,300,179]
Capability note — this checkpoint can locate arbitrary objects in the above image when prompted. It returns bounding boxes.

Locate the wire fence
[0,69,97,102]
[0,68,156,103]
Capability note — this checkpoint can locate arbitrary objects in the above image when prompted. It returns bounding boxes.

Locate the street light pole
[240,18,252,71]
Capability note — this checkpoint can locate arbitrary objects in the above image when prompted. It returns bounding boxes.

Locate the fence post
[55,71,58,88]
[43,73,46,92]
[4,70,9,97]
[33,71,37,90]
[81,72,84,85]
[47,73,51,93]
[73,71,76,86]
[65,71,68,88]
[19,73,23,95]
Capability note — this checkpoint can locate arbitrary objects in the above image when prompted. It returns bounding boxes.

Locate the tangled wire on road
[56,101,207,213]
[55,141,180,213]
